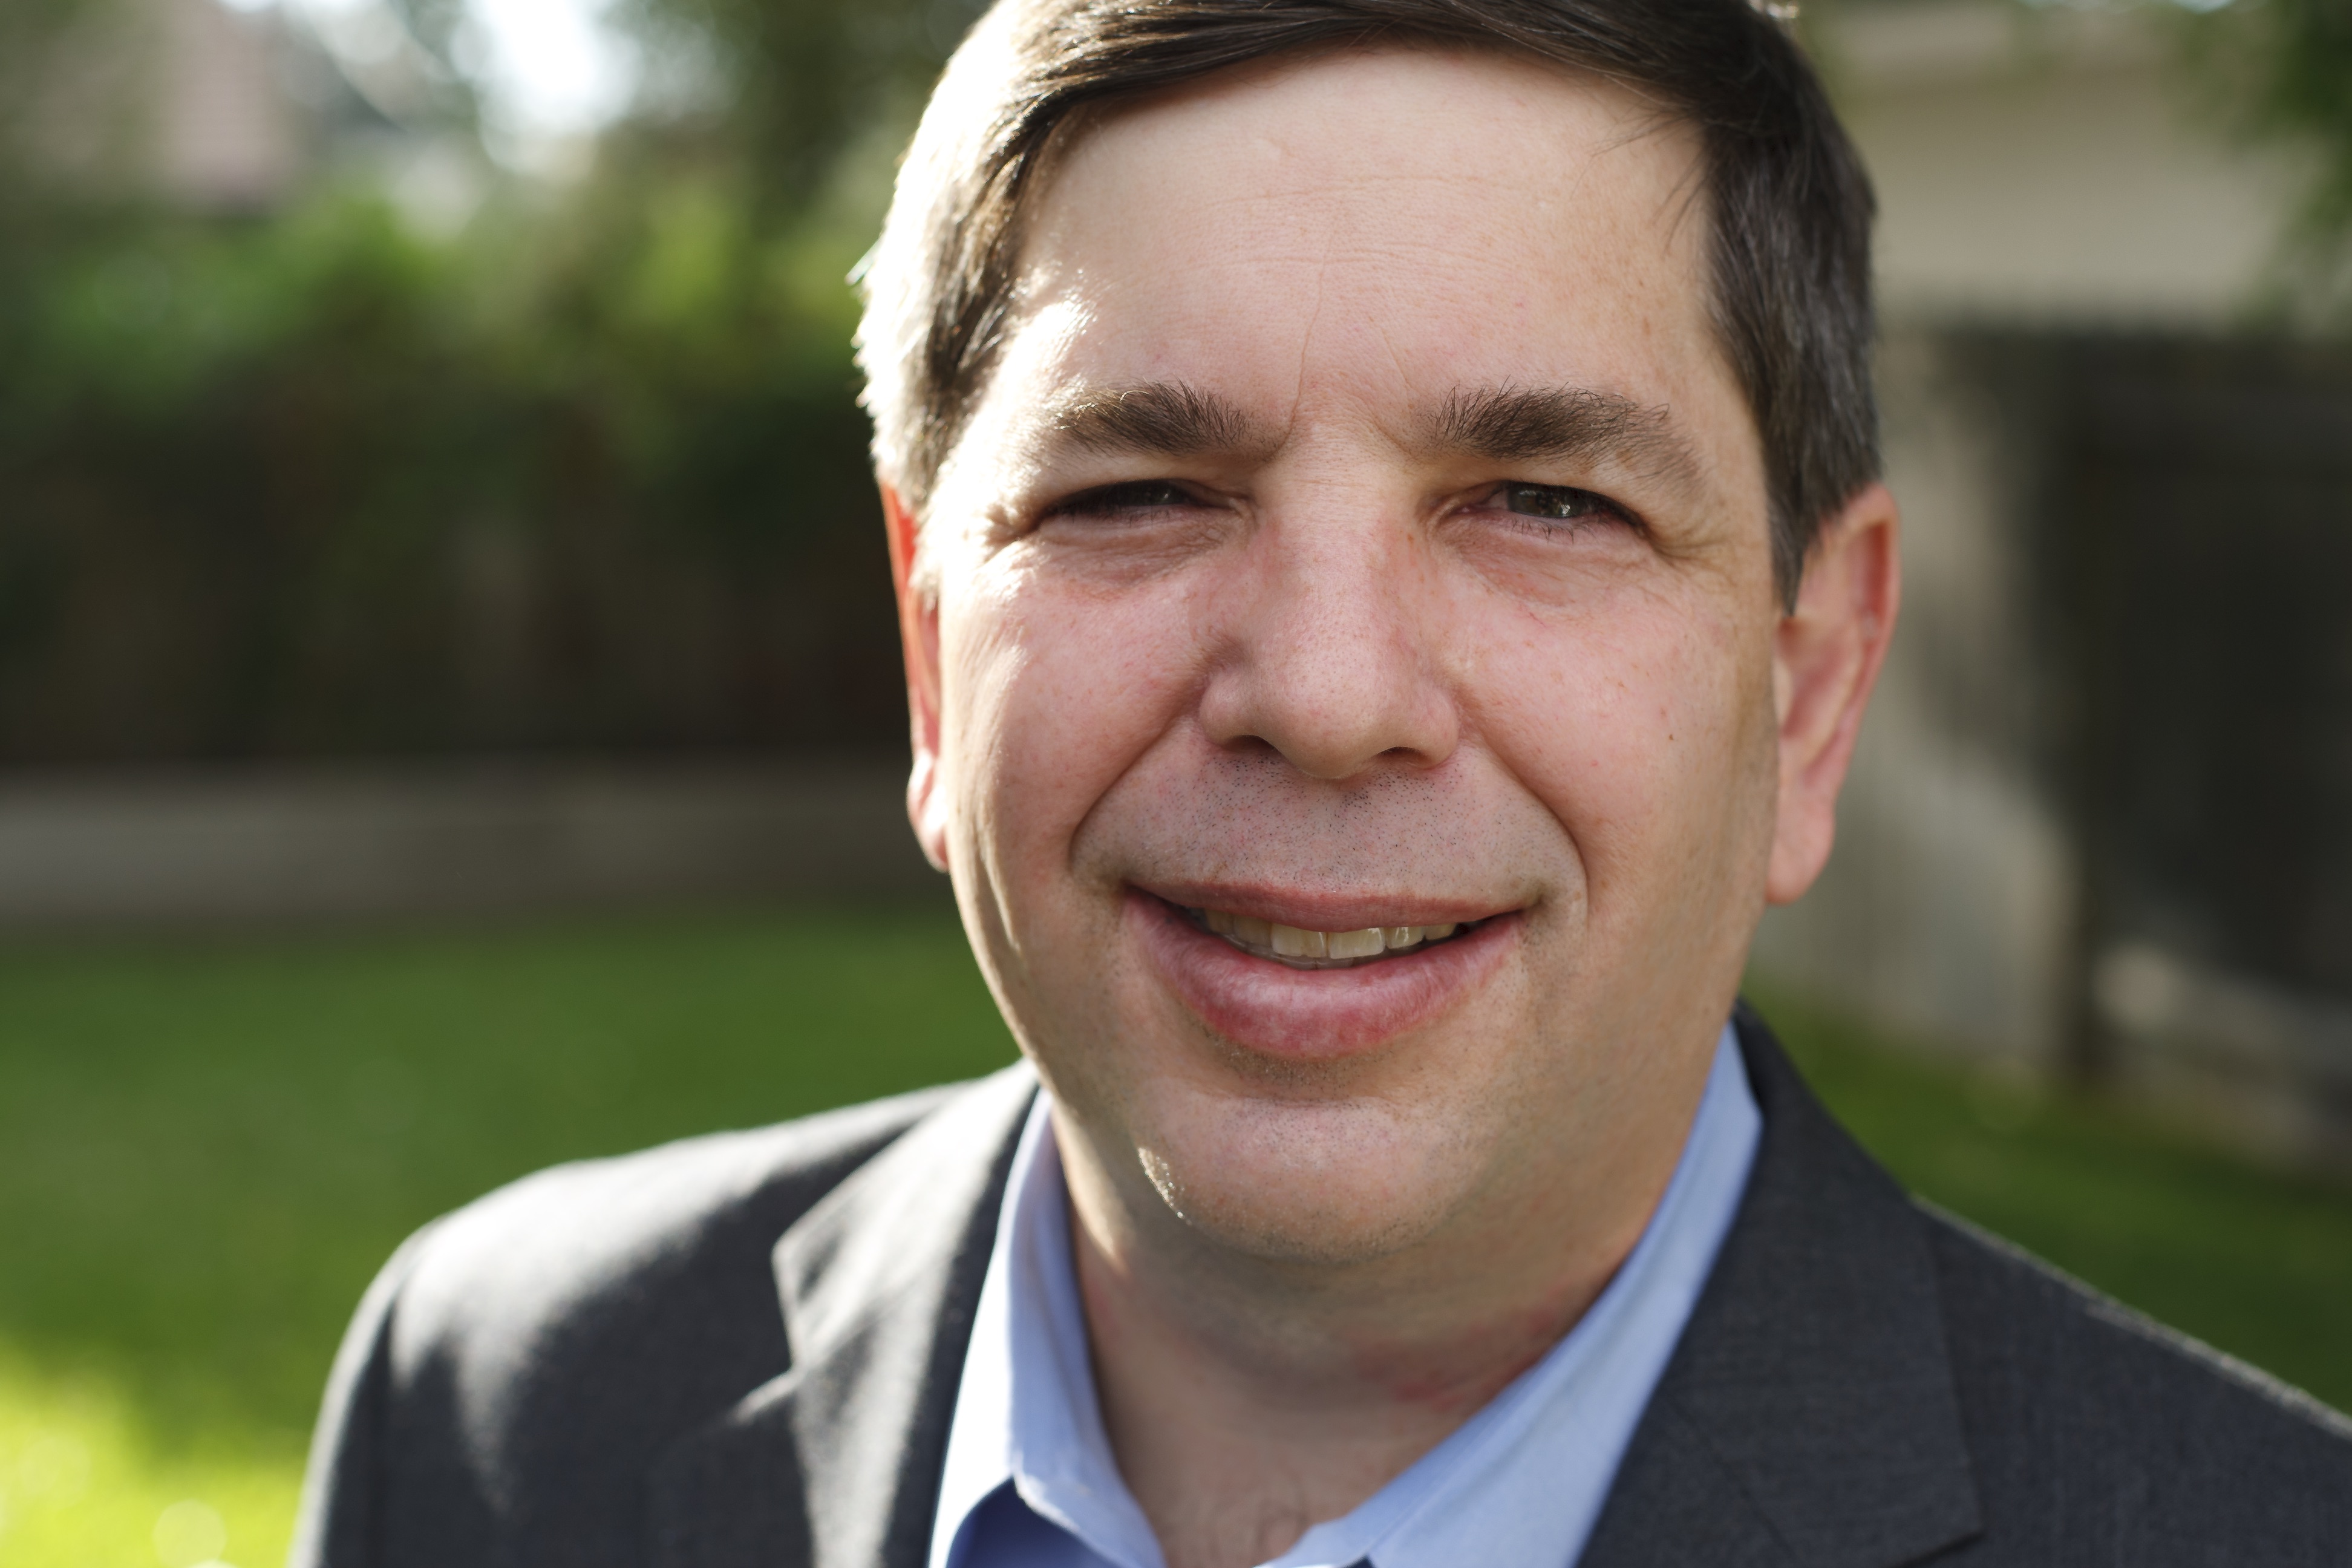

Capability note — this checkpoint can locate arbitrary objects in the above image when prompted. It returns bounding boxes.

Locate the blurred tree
[0,0,967,766]
[2179,0,2352,315]
[0,174,916,762]
[615,0,989,208]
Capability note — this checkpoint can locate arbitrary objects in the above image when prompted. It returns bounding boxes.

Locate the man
[292,1,2352,1563]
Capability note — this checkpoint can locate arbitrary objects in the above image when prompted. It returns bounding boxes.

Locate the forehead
[966,46,1746,468]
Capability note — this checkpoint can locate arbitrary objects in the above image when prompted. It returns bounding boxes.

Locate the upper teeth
[1203,908,1460,959]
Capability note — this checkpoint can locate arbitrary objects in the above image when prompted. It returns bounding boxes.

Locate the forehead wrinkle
[1422,385,1703,495]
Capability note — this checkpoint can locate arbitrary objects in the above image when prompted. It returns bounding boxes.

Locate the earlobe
[1764,482,1901,905]
[883,485,952,872]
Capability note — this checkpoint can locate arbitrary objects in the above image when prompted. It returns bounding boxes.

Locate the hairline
[908,41,1742,584]
[866,4,1877,609]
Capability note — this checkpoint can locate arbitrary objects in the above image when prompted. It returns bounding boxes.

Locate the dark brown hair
[855,0,1877,604]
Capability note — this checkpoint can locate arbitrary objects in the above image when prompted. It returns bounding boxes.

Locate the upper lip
[1135,881,1516,932]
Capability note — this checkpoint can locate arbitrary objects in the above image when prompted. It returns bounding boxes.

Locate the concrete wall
[30,0,310,209]
[1759,7,2352,1181]
[152,0,305,208]
[1751,327,2076,1071]
[1829,0,2302,331]
[0,758,944,932]
[1754,1,2300,1070]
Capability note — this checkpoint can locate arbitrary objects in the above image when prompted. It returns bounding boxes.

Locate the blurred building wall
[1841,0,2298,327]
[1753,318,2072,1072]
[1755,0,2352,1164]
[151,0,307,206]
[31,0,312,207]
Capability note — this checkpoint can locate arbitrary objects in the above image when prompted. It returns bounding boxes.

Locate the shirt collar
[930,1090,1163,1568]
[929,1022,1762,1568]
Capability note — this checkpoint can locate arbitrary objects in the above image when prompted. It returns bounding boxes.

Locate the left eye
[1498,483,1613,522]
[1049,480,1194,518]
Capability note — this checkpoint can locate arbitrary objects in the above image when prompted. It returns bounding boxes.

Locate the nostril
[1196,635,1458,779]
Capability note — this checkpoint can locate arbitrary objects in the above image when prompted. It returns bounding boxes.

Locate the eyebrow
[1030,379,1702,494]
[1040,382,1274,461]
[1423,385,1702,492]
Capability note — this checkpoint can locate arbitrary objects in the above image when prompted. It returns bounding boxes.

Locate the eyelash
[1039,479,1641,535]
[1485,483,1642,535]
[1043,480,1198,521]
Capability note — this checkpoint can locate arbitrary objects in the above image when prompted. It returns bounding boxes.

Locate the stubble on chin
[1112,1055,1514,1271]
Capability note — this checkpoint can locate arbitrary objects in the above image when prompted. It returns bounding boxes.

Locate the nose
[1197,511,1460,780]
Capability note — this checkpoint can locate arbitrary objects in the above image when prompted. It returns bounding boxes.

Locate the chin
[1128,1087,1485,1268]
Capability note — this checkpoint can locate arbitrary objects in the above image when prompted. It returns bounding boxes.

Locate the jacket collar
[651,1061,1037,1568]
[1577,1005,1983,1567]
[654,1008,1982,1568]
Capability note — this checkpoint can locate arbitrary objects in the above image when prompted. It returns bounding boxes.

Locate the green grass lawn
[1,907,2347,1564]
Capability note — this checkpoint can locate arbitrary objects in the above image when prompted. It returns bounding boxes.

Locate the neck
[1055,1108,1682,1568]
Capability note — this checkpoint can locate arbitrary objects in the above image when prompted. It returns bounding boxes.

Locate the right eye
[1047,480,1196,520]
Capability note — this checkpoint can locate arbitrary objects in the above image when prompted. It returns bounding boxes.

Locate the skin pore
[884,47,1900,1568]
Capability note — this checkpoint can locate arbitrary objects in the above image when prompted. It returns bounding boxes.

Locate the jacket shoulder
[1922,1203,2352,1560]
[292,1073,1017,1567]
[397,1080,962,1361]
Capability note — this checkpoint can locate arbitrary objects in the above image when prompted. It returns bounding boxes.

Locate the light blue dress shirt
[928,1022,1761,1568]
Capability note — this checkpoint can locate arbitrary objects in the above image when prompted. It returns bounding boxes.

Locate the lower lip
[1128,891,1518,1062]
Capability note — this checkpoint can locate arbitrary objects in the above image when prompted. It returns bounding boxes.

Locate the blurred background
[1,0,2350,1561]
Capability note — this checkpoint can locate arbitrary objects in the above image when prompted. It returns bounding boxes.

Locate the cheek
[941,560,1207,901]
[1462,586,1765,903]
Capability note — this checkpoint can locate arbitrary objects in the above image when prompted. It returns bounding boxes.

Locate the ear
[883,483,951,872]
[1766,481,1901,905]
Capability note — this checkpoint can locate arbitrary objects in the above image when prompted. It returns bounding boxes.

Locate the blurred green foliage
[4,0,2345,766]
[0,904,1017,1563]
[614,0,987,206]
[2176,0,2352,314]
[0,185,906,760]
[0,0,975,764]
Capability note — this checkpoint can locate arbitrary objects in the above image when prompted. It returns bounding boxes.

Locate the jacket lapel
[651,1063,1037,1568]
[650,1012,1983,1568]
[1578,1007,1983,1568]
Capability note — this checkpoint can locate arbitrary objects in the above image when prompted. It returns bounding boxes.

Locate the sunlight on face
[924,48,1784,1267]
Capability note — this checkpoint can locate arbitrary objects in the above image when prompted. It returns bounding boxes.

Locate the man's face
[907,48,1792,1267]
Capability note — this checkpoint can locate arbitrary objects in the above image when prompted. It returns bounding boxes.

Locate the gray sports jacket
[290,1008,2352,1566]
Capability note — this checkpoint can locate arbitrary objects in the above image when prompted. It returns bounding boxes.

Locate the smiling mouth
[1189,906,1469,970]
